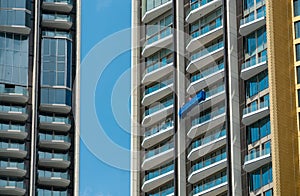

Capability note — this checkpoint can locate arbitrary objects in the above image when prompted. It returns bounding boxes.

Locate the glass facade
[296,43,300,61]
[295,0,300,17]
[247,117,270,144]
[249,164,272,191]
[245,70,268,98]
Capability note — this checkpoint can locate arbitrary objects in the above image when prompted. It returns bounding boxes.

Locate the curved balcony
[39,115,71,133]
[186,41,224,73]
[142,163,174,192]
[142,142,174,170]
[186,20,223,52]
[142,58,173,84]
[0,180,26,196]
[188,129,226,161]
[148,185,174,196]
[239,6,266,36]
[142,79,173,106]
[42,0,73,13]
[38,152,70,169]
[40,104,71,115]
[38,134,71,151]
[0,124,27,141]
[0,105,28,122]
[0,10,31,35]
[241,54,267,80]
[191,175,227,196]
[186,0,222,24]
[0,142,27,159]
[242,100,269,126]
[188,152,227,184]
[243,148,271,173]
[142,120,174,148]
[142,0,172,23]
[142,99,173,126]
[188,107,226,139]
[0,161,26,178]
[41,14,73,30]
[142,27,173,57]
[187,63,224,94]
[38,170,70,188]
[0,85,28,104]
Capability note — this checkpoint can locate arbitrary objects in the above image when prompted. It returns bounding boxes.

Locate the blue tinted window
[247,117,270,144]
[295,22,300,39]
[295,0,300,16]
[296,44,300,61]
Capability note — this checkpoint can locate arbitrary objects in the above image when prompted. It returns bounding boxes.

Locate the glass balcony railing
[146,0,171,12]
[39,115,71,124]
[192,174,227,195]
[145,79,173,95]
[205,85,225,98]
[38,170,69,179]
[146,26,172,45]
[42,14,72,22]
[190,151,226,174]
[144,98,173,117]
[0,123,26,131]
[0,142,25,150]
[0,160,25,170]
[191,128,226,150]
[0,105,26,113]
[42,31,72,39]
[145,120,174,138]
[191,63,224,83]
[0,84,28,96]
[188,0,215,14]
[191,17,222,40]
[39,133,71,143]
[190,41,224,61]
[0,179,25,189]
[145,56,173,75]
[145,163,174,181]
[242,54,267,70]
[243,0,265,14]
[43,0,73,3]
[243,99,269,116]
[145,142,174,159]
[38,189,68,196]
[240,6,266,26]
[39,151,70,161]
[149,186,174,196]
[245,147,271,163]
[191,106,225,127]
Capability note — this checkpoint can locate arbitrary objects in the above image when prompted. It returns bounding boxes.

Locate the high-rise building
[131,0,299,195]
[0,0,80,195]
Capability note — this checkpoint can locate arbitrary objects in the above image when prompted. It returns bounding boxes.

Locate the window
[246,70,268,98]
[296,44,300,62]
[297,66,300,84]
[298,89,300,107]
[295,22,300,39]
[247,117,270,144]
[249,164,272,191]
[264,189,273,196]
[295,0,300,17]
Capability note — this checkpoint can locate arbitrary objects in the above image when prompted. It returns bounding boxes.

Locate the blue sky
[80,0,132,195]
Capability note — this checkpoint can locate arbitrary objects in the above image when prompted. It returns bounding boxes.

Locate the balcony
[38,152,70,169]
[149,186,174,196]
[38,189,68,195]
[241,55,267,80]
[142,27,173,57]
[186,19,223,52]
[0,142,27,159]
[188,129,226,161]
[38,134,71,151]
[42,0,73,13]
[191,175,227,196]
[0,105,28,122]
[41,14,73,30]
[0,124,27,141]
[188,152,227,184]
[38,170,70,188]
[142,142,174,170]
[186,41,224,73]
[188,107,226,139]
[142,58,174,84]
[142,0,172,23]
[0,10,31,35]
[186,0,222,24]
[142,121,174,148]
[40,103,71,115]
[187,63,224,94]
[142,79,173,106]
[243,148,271,172]
[142,164,174,192]
[242,100,269,126]
[0,180,26,196]
[142,99,173,126]
[39,115,71,133]
[0,161,26,178]
[239,6,266,36]
[0,85,28,104]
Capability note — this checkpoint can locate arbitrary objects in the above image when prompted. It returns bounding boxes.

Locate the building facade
[131,0,299,195]
[0,0,80,195]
